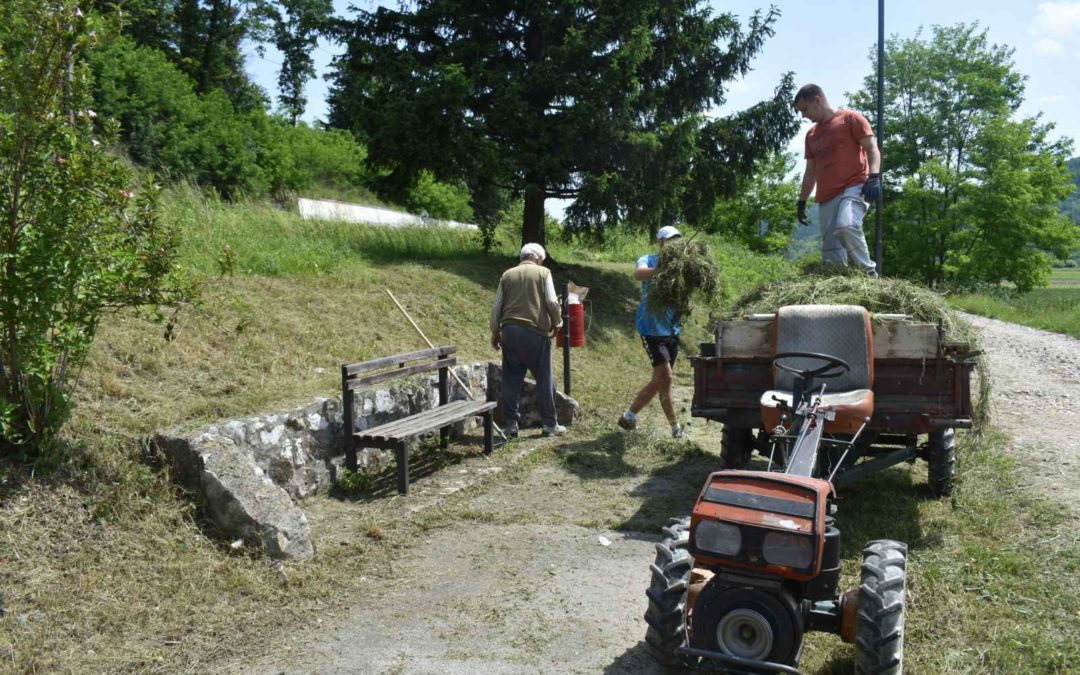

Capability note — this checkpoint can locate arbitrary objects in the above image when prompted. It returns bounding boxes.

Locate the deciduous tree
[850,23,1077,289]
[260,0,333,124]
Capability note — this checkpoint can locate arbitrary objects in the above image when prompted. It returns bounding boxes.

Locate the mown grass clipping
[645,236,720,318]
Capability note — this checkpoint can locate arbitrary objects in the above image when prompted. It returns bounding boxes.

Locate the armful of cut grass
[645,237,720,317]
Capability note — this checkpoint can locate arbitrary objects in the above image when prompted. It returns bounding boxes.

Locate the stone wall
[154,361,576,559]
[163,363,489,502]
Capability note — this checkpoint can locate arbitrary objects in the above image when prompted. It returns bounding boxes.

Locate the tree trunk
[522,182,546,247]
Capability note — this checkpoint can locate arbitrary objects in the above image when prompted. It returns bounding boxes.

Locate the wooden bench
[341,345,497,495]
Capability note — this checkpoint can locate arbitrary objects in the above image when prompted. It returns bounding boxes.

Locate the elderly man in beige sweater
[490,243,565,437]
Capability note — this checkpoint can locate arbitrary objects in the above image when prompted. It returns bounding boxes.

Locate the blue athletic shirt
[634,253,681,337]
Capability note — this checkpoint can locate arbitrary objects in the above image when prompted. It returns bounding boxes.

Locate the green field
[1049,266,1080,285]
[950,274,1080,338]
[1,190,1077,672]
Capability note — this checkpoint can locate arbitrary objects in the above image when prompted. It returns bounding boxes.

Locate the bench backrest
[341,346,458,439]
[342,345,457,390]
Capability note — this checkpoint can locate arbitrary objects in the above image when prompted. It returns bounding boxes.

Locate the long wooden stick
[385,289,506,440]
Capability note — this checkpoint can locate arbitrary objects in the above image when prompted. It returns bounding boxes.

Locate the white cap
[656,225,682,241]
[520,242,547,262]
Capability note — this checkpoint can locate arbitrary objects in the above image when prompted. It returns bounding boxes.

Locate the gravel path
[230,315,1079,674]
[962,313,1080,522]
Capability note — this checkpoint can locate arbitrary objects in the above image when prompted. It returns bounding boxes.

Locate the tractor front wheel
[644,517,695,668]
[721,426,754,469]
[927,429,956,497]
[856,539,908,675]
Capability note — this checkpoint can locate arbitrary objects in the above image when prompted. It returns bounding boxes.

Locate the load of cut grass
[720,273,991,427]
[646,237,720,318]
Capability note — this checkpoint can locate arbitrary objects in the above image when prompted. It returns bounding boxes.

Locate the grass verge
[950,286,1080,338]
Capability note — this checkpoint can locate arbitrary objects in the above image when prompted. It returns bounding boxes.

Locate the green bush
[406,170,474,222]
[0,3,192,458]
[91,36,370,202]
[259,120,369,202]
[91,36,267,197]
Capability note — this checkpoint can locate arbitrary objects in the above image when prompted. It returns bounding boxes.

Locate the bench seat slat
[348,357,457,389]
[356,401,494,441]
[354,400,497,442]
[353,402,476,439]
[343,345,456,376]
[360,401,493,440]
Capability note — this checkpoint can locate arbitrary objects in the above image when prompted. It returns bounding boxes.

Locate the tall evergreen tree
[328,1,798,245]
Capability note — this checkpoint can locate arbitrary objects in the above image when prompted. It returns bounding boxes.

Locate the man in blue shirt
[618,226,683,438]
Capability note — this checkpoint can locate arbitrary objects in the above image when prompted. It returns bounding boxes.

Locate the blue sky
[247,1,1080,217]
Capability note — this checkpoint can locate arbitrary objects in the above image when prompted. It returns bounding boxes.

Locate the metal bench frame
[341,345,496,495]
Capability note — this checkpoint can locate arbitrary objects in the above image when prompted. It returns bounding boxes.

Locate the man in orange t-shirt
[793,84,881,276]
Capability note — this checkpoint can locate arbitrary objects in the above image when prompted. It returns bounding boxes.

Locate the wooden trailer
[690,312,980,493]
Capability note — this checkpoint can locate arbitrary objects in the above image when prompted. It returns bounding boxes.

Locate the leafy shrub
[91,37,370,202]
[259,120,369,202]
[406,170,474,222]
[0,3,192,458]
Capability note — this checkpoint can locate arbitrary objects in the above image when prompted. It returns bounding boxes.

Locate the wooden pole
[385,289,506,440]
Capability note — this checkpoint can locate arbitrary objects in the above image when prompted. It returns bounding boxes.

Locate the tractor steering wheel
[772,352,850,380]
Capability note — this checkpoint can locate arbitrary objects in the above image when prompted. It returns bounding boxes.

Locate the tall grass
[167,184,486,277]
[950,287,1080,338]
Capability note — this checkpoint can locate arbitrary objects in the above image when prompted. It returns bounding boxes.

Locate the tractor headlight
[694,520,741,556]
[762,531,814,569]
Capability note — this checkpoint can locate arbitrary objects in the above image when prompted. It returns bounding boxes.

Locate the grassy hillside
[0,188,789,671]
[1,188,1077,672]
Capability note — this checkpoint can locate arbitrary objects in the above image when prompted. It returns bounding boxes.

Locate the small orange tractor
[645,305,975,673]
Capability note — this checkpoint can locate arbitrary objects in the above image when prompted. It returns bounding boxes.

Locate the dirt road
[231,315,1079,674]
[960,313,1080,523]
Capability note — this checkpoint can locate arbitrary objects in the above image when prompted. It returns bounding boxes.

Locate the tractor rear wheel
[721,426,754,469]
[927,429,956,497]
[644,517,695,668]
[856,539,908,675]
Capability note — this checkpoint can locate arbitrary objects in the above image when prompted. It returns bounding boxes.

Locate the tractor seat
[760,304,875,435]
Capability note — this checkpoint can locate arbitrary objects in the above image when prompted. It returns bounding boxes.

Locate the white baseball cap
[656,225,682,241]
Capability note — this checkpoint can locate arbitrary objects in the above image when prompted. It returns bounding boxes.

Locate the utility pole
[875,0,885,273]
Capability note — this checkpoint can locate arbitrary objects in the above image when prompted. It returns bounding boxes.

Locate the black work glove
[862,172,882,201]
[796,200,809,226]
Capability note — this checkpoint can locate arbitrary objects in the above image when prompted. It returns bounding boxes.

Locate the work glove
[796,200,810,226]
[863,172,882,201]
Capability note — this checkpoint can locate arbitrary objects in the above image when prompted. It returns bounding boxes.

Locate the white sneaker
[671,423,683,439]
[618,412,637,431]
[542,424,567,437]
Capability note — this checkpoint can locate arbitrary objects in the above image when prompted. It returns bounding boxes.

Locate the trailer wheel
[644,517,695,668]
[856,539,907,675]
[927,429,956,497]
[721,426,754,469]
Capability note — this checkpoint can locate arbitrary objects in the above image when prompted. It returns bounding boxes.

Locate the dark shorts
[641,335,680,367]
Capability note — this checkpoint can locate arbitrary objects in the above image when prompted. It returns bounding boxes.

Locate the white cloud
[1028,2,1080,41]
[1039,94,1066,103]
[1035,37,1066,55]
